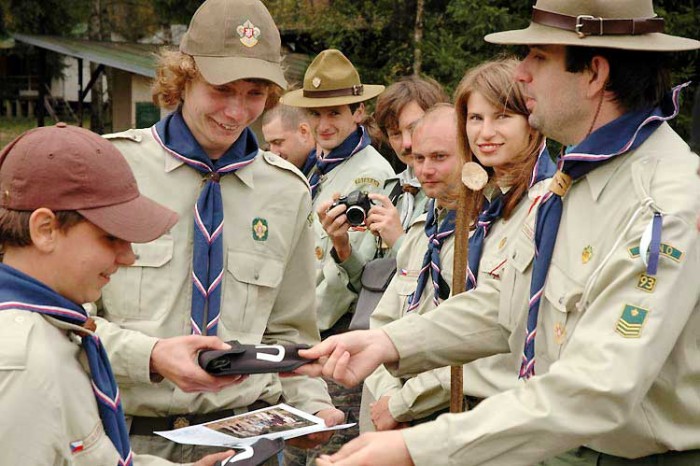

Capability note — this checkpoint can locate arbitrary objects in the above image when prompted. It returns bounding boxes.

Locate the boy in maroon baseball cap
[0,123,234,465]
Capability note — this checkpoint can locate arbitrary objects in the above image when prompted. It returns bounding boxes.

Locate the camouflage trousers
[539,447,700,466]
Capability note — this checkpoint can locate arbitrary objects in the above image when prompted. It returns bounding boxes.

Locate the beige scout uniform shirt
[312,144,395,331]
[366,182,549,426]
[96,128,333,418]
[383,123,700,465]
[0,311,179,466]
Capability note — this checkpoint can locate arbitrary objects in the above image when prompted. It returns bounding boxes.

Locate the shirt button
[558,297,565,305]
[254,272,260,280]
[512,251,518,259]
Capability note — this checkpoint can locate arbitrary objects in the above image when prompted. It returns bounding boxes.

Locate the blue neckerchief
[308,125,371,199]
[154,111,259,336]
[519,84,686,380]
[301,151,316,176]
[0,264,133,466]
[466,145,556,290]
[407,199,456,312]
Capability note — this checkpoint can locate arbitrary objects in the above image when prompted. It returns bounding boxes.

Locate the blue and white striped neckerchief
[519,84,687,380]
[308,125,371,199]
[0,264,133,466]
[154,111,259,336]
[407,200,456,311]
[466,145,557,290]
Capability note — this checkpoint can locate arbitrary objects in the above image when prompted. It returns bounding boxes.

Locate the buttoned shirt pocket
[395,273,419,316]
[541,260,584,364]
[101,235,174,320]
[499,230,535,332]
[221,250,285,339]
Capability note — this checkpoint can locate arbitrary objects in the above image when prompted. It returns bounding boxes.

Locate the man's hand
[294,330,399,388]
[315,431,414,466]
[287,407,346,449]
[192,449,236,466]
[370,396,408,431]
[150,336,247,393]
[317,197,353,262]
[366,193,404,248]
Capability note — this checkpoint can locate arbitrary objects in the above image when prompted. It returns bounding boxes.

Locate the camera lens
[346,205,366,226]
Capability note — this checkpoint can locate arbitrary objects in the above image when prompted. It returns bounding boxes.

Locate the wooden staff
[450,162,488,413]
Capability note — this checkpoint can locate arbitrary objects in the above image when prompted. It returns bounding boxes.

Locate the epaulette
[103,128,143,142]
[261,151,310,188]
[0,312,34,371]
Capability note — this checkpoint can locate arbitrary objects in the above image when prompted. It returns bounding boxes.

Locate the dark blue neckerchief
[301,151,316,176]
[466,145,556,290]
[519,84,686,380]
[0,264,133,466]
[308,125,371,199]
[407,199,456,312]
[154,111,259,336]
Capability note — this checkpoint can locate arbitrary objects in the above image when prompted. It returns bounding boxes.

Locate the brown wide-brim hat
[180,0,287,88]
[281,49,385,108]
[485,0,700,52]
[0,124,178,244]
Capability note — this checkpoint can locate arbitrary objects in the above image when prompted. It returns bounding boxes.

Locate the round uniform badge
[498,236,507,251]
[315,246,324,260]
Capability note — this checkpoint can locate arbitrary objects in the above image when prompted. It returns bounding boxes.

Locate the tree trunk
[88,0,110,133]
[413,0,424,75]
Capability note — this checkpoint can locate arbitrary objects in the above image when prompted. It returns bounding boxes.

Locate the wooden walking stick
[450,161,488,413]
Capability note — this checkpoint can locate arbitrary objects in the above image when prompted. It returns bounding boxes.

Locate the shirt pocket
[541,260,584,363]
[394,273,419,315]
[101,235,174,320]
[499,229,535,332]
[220,250,285,340]
[70,422,120,466]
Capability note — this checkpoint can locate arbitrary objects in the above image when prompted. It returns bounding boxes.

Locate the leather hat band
[532,7,665,38]
[303,84,364,98]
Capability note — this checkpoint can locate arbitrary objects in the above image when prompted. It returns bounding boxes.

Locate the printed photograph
[205,406,316,439]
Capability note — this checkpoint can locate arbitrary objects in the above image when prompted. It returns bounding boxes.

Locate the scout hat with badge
[484,0,700,51]
[281,49,385,108]
[179,0,287,88]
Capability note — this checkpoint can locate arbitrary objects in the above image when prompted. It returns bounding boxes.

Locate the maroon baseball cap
[0,123,178,243]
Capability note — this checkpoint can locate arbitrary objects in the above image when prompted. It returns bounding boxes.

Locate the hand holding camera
[330,190,374,227]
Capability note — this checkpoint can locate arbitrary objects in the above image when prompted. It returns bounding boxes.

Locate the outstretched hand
[193,449,236,466]
[315,431,413,466]
[294,330,399,388]
[150,336,248,393]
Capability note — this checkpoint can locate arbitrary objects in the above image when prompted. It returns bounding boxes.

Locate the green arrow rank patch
[615,304,649,338]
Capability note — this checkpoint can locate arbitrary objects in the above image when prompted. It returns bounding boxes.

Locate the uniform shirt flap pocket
[228,250,284,288]
[132,235,174,268]
[544,261,583,314]
[510,231,535,273]
[394,274,417,297]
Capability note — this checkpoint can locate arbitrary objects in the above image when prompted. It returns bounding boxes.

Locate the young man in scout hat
[281,48,395,334]
[0,124,234,466]
[93,0,343,462]
[261,104,317,173]
[296,1,700,465]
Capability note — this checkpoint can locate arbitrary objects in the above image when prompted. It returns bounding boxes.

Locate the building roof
[13,33,160,78]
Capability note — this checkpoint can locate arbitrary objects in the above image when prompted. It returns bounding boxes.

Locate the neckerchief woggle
[154,111,259,336]
[466,144,557,290]
[519,83,687,380]
[407,200,456,311]
[0,264,133,466]
[307,125,371,199]
[396,166,422,231]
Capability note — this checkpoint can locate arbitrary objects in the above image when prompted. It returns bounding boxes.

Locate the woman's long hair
[454,57,544,222]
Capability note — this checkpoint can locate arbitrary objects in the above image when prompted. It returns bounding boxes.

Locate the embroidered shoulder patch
[354,177,380,188]
[615,304,649,338]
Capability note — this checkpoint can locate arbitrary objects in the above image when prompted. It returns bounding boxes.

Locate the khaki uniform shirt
[312,145,395,331]
[383,123,700,465]
[97,128,332,418]
[367,182,548,423]
[0,311,178,465]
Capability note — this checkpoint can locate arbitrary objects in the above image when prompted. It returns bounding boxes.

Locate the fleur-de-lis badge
[312,77,322,88]
[237,20,261,48]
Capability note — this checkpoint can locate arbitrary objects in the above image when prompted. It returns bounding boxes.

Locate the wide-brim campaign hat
[180,0,287,88]
[485,0,700,52]
[281,49,385,108]
[0,123,178,244]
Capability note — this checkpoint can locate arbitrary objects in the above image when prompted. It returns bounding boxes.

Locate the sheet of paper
[155,403,355,447]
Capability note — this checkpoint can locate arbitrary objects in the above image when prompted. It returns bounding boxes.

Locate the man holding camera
[281,49,394,464]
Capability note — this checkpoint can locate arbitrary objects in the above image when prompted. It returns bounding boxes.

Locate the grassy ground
[0,117,37,148]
